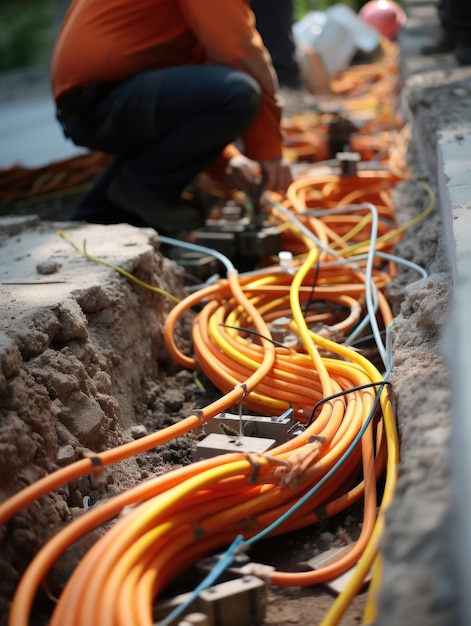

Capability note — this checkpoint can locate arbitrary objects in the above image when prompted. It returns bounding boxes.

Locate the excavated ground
[0,4,467,625]
[0,149,455,626]
[0,216,371,626]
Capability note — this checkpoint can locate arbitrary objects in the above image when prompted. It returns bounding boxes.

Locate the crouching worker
[51,0,293,236]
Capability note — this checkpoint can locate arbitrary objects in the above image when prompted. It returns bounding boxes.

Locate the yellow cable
[4,41,416,625]
[57,229,182,304]
[319,383,399,625]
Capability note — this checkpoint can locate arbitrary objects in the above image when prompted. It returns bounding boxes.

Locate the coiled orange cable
[1,34,411,626]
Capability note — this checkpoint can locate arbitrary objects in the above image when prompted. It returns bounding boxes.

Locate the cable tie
[314,504,328,523]
[192,409,205,420]
[240,562,275,582]
[235,382,248,399]
[220,422,240,438]
[240,516,259,531]
[261,453,291,468]
[79,448,104,472]
[234,539,250,554]
[245,452,261,484]
[260,454,293,486]
[119,503,140,518]
[307,434,327,445]
[190,521,205,541]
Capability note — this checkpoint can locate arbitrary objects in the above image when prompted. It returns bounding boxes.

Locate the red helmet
[359,0,406,39]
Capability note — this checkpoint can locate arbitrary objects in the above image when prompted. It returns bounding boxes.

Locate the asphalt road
[0,72,85,169]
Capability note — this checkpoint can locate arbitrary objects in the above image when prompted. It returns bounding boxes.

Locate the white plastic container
[326,3,381,54]
[292,4,381,78]
[293,10,357,76]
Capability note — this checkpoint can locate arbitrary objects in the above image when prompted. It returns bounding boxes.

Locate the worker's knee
[224,70,262,131]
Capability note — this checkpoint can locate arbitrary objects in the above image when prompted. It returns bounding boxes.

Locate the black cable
[306,380,392,427]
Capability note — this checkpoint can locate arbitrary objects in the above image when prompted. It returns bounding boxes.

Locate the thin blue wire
[159,234,236,276]
[156,534,245,626]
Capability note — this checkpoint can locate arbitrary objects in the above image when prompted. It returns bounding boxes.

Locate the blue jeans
[58,65,262,208]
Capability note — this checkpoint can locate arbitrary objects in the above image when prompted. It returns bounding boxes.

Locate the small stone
[131,424,148,439]
[36,260,62,275]
[57,444,75,465]
[319,531,335,545]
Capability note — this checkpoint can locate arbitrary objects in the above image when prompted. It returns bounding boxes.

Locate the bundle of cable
[330,37,401,100]
[268,177,402,266]
[282,36,405,169]
[6,243,398,626]
[1,171,438,626]
[165,263,390,421]
[0,152,112,202]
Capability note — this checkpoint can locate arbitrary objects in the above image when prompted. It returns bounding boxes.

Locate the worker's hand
[260,157,293,193]
[224,154,261,196]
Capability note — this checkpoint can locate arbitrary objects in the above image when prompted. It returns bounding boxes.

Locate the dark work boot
[421,29,455,55]
[107,170,208,236]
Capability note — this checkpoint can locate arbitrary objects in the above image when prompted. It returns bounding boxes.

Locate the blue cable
[159,234,236,276]
[156,534,245,626]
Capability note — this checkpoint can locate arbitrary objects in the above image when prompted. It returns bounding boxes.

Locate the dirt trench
[0,214,371,626]
[0,145,457,626]
[0,26,461,626]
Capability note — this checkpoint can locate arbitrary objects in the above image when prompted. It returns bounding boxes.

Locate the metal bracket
[202,408,294,446]
[192,433,276,462]
[299,545,372,594]
[154,575,266,626]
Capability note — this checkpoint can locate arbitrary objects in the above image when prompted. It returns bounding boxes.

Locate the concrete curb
[395,2,471,624]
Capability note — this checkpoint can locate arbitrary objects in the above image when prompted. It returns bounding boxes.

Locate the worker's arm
[179,0,284,163]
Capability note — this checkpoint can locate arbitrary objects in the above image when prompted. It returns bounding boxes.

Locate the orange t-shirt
[51,0,284,165]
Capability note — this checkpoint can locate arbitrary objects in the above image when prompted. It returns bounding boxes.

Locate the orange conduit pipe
[19,386,384,623]
[7,244,397,626]
[0,271,276,528]
[176,308,392,426]
[8,344,394,624]
[1,36,411,625]
[14,400,380,623]
[47,407,380,626]
[4,162,410,624]
[195,308,381,422]
[7,454,267,624]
